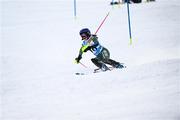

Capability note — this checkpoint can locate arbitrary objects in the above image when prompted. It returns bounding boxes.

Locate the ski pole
[95,11,110,35]
[79,62,88,68]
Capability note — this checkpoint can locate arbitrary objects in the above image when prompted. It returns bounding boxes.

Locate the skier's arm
[81,35,99,52]
[75,45,86,64]
[81,45,91,52]
[75,54,82,63]
[75,35,98,63]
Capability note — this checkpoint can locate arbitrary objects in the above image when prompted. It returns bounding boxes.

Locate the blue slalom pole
[74,0,77,18]
[127,0,132,45]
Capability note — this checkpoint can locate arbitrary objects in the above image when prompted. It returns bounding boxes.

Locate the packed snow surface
[1,0,180,120]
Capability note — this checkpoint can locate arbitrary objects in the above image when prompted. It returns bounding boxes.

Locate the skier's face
[80,34,88,40]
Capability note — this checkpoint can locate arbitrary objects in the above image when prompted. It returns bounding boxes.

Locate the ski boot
[114,63,124,69]
[101,64,110,71]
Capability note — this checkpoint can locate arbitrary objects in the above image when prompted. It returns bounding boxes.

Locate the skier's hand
[75,58,80,64]
[75,55,82,64]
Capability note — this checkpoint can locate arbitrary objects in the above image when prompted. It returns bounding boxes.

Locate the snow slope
[1,0,180,120]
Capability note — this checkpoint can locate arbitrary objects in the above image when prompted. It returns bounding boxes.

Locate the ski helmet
[79,28,91,37]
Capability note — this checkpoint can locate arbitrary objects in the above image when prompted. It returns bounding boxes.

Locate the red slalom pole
[95,12,110,35]
[87,11,110,44]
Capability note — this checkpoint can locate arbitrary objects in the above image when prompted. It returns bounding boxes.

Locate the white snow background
[1,0,180,120]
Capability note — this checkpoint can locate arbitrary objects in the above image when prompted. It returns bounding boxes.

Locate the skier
[75,28,124,71]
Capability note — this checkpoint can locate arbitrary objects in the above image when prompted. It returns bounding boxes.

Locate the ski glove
[75,55,82,64]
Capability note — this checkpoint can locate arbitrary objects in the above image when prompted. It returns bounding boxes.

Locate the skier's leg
[91,58,102,68]
[105,59,124,68]
[92,48,110,71]
[91,58,109,71]
[99,48,124,68]
[104,59,118,66]
[97,48,110,63]
[94,48,111,71]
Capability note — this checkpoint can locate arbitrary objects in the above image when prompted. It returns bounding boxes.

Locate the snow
[1,0,180,120]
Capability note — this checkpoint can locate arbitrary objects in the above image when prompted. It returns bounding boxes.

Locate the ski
[93,66,114,73]
[75,72,85,75]
[75,64,126,75]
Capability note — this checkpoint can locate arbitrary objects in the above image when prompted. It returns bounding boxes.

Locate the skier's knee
[91,58,97,63]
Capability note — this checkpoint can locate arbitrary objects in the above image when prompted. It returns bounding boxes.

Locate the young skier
[75,28,124,71]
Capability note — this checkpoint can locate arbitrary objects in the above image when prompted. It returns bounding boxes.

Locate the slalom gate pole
[74,0,77,18]
[94,11,110,35]
[127,0,132,45]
